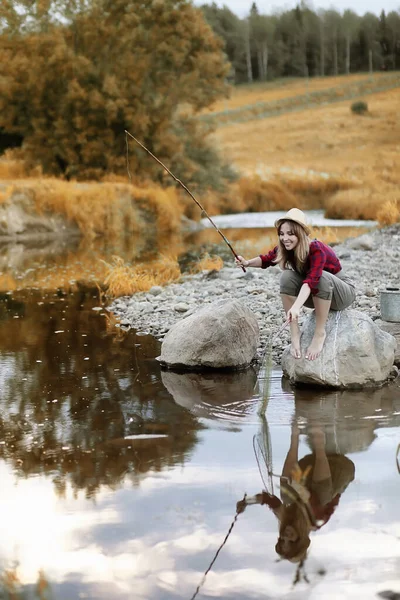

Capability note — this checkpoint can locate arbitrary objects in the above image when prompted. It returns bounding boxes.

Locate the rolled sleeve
[303,242,326,294]
[260,246,278,269]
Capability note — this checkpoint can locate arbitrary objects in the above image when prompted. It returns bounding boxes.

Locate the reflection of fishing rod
[189,493,246,600]
[124,130,246,272]
[397,443,400,474]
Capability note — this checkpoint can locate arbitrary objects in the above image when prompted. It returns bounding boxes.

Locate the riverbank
[110,224,400,366]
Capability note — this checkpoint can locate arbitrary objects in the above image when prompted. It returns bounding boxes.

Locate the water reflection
[0,224,369,293]
[0,290,202,498]
[238,416,355,568]
[0,289,399,599]
[234,383,400,580]
[161,369,258,425]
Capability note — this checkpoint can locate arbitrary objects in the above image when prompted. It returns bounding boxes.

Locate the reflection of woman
[238,423,355,563]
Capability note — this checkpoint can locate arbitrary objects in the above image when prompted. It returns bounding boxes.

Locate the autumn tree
[0,0,231,186]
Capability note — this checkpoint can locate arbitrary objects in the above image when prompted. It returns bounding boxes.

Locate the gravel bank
[110,225,400,366]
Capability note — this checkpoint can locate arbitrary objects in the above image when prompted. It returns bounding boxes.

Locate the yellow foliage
[0,273,17,291]
[325,183,400,222]
[377,199,400,226]
[191,253,224,273]
[308,226,367,245]
[237,175,296,212]
[103,255,181,297]
[0,157,28,179]
[2,179,184,239]
[132,184,183,232]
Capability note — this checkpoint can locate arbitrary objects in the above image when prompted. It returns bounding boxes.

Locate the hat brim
[275,218,310,235]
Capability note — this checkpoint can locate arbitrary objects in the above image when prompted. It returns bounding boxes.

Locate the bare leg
[309,427,331,482]
[281,423,300,480]
[306,296,331,360]
[281,294,301,359]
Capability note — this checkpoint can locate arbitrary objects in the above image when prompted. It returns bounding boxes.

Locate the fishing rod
[124,130,246,272]
[189,493,247,600]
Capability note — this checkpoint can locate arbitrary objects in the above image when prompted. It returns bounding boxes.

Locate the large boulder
[159,299,259,370]
[281,309,397,389]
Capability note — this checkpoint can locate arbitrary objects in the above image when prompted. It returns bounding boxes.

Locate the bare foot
[306,331,326,360]
[290,324,301,359]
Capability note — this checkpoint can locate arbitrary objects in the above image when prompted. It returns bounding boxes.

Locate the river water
[0,219,399,599]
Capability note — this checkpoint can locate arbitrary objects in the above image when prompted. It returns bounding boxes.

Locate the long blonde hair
[275,501,311,562]
[275,220,310,273]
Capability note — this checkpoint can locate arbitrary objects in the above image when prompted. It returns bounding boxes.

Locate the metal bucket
[380,287,400,322]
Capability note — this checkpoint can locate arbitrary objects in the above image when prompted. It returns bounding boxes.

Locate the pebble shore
[110,225,400,365]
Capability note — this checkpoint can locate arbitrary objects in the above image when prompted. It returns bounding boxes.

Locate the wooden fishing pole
[125,130,246,272]
[189,493,247,600]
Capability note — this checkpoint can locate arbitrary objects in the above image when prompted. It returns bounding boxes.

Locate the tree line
[201,1,400,83]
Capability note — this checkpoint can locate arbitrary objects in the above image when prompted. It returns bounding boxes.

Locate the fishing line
[189,494,246,600]
[124,130,246,272]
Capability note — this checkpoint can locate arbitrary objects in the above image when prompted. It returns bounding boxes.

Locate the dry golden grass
[191,253,224,273]
[0,149,43,178]
[204,74,379,114]
[377,199,400,226]
[103,255,181,297]
[308,225,367,245]
[0,178,184,239]
[214,86,400,223]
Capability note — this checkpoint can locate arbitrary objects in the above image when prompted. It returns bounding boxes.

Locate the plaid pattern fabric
[259,240,342,295]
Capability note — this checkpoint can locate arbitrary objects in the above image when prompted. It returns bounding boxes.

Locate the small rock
[149,285,163,296]
[174,303,190,313]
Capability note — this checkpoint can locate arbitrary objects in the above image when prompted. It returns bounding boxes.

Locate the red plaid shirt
[260,240,342,295]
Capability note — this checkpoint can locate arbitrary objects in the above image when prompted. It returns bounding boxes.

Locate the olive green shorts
[280,269,356,311]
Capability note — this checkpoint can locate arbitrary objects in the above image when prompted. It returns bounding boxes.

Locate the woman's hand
[287,305,301,322]
[235,255,248,268]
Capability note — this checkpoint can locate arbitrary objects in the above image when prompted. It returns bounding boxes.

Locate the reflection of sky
[0,421,399,599]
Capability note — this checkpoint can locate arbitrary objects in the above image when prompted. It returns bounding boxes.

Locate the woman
[235,208,356,360]
[237,422,355,565]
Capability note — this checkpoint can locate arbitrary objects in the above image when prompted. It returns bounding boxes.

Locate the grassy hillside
[213,81,400,223]
[203,73,393,113]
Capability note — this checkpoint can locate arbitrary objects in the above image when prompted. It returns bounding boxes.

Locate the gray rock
[348,234,374,251]
[136,302,154,314]
[159,299,259,370]
[174,303,190,313]
[281,309,396,388]
[149,285,163,296]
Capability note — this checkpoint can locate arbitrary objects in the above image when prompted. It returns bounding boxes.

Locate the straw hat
[275,208,310,235]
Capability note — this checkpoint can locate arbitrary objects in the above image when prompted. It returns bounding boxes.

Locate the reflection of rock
[293,386,400,454]
[159,299,259,370]
[0,189,81,240]
[0,238,81,272]
[161,369,257,420]
[282,310,396,388]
